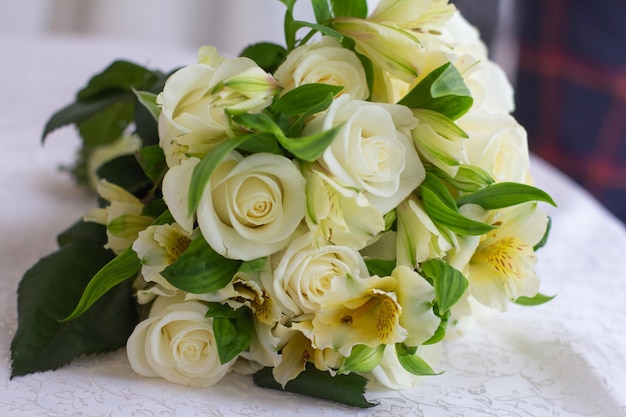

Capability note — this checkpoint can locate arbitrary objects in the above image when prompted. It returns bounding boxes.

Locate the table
[1,34,625,417]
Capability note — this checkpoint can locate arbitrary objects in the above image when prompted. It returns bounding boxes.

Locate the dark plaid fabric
[513,0,626,223]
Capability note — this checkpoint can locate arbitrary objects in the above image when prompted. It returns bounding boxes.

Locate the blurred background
[1,0,624,223]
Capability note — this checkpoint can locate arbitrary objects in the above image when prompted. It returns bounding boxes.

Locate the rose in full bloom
[157,46,279,167]
[458,110,531,184]
[304,95,425,213]
[126,297,235,387]
[197,151,306,260]
[274,36,369,100]
[83,179,154,254]
[262,233,371,317]
[132,223,193,304]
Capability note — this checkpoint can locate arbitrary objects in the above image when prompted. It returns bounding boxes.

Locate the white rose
[262,233,370,317]
[197,151,306,260]
[126,298,235,387]
[157,46,278,167]
[304,95,425,213]
[274,36,369,100]
[458,110,531,184]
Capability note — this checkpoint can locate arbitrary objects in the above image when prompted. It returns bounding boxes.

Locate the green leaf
[420,174,495,236]
[332,0,368,18]
[133,89,160,121]
[11,242,137,377]
[514,292,556,306]
[188,134,257,215]
[395,344,441,376]
[97,154,152,196]
[456,182,557,210]
[136,144,168,183]
[272,83,343,116]
[312,0,333,23]
[398,62,473,120]
[339,344,385,374]
[161,233,241,294]
[61,246,141,322]
[428,164,494,193]
[235,134,283,155]
[57,219,107,248]
[422,309,450,345]
[213,312,254,364]
[77,60,160,100]
[239,42,288,73]
[364,258,396,277]
[238,257,268,274]
[205,303,249,319]
[234,112,285,137]
[42,93,128,142]
[292,20,344,44]
[253,364,376,408]
[420,259,468,314]
[77,98,134,147]
[280,125,341,162]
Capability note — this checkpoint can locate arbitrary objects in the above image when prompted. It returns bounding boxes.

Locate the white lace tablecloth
[1,35,625,417]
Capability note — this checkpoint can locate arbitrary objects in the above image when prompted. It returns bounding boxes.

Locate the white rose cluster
[106,0,554,396]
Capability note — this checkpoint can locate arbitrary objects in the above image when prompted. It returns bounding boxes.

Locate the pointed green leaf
[534,216,552,251]
[60,246,141,322]
[272,83,343,116]
[420,259,468,314]
[205,303,248,319]
[239,42,287,73]
[364,258,396,278]
[77,60,161,99]
[280,125,341,162]
[253,364,376,408]
[292,20,344,43]
[57,219,107,248]
[395,344,442,376]
[133,89,160,121]
[456,182,557,210]
[398,62,473,120]
[161,233,241,294]
[136,144,167,182]
[77,98,134,147]
[238,257,268,274]
[312,0,333,23]
[514,292,556,306]
[422,309,450,345]
[96,154,152,196]
[11,242,137,377]
[339,344,385,374]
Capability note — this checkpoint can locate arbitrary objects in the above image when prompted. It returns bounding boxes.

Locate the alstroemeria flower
[302,163,385,249]
[83,179,154,254]
[467,203,549,311]
[132,223,193,304]
[157,46,279,167]
[274,36,369,100]
[304,95,425,213]
[369,0,456,31]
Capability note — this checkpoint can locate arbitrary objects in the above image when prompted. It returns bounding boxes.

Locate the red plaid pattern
[513,0,626,223]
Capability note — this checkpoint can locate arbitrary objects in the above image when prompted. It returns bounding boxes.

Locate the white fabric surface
[1,35,625,417]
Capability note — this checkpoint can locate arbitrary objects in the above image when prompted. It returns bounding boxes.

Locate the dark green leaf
[235,134,283,155]
[213,312,254,364]
[398,62,473,120]
[422,309,450,345]
[332,0,368,18]
[141,198,168,218]
[77,60,160,99]
[239,42,288,73]
[456,182,557,210]
[11,242,137,377]
[77,98,134,147]
[395,344,441,376]
[42,93,128,142]
[205,303,249,319]
[292,20,344,43]
[234,113,285,137]
[57,219,107,248]
[421,259,468,314]
[253,364,377,408]
[97,154,152,196]
[272,83,343,116]
[136,144,167,183]
[61,247,141,322]
[188,134,257,215]
[161,233,241,294]
[312,0,332,23]
[514,292,556,306]
[364,258,396,277]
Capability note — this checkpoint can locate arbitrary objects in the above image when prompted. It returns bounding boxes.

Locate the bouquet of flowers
[11,0,556,408]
